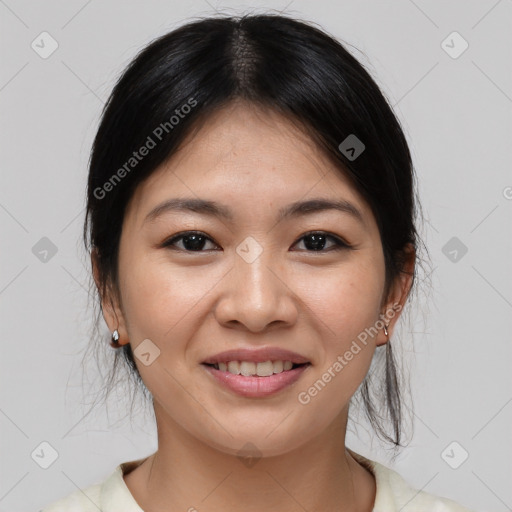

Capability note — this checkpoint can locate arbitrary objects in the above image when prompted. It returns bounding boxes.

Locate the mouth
[201,347,311,397]
[201,359,311,398]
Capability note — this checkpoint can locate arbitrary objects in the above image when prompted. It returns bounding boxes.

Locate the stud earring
[110,329,120,348]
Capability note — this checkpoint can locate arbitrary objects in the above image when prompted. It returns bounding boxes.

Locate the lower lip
[202,364,310,398]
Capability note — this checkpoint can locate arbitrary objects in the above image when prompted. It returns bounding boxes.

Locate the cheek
[116,252,210,403]
[293,265,384,430]
[296,257,385,344]
[292,256,384,398]
[118,249,218,341]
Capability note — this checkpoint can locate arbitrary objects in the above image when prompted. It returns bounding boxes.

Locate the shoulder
[40,482,102,512]
[39,461,144,512]
[351,451,475,512]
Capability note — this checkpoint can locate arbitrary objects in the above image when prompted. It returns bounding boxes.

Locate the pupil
[184,234,205,251]
[305,234,325,251]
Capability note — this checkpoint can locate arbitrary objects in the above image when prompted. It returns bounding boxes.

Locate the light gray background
[1,1,511,511]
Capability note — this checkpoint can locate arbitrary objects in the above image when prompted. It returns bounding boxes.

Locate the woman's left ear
[377,243,416,346]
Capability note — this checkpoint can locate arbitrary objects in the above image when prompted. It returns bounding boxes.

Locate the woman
[42,13,474,511]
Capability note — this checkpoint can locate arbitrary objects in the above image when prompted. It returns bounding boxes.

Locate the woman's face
[102,102,405,457]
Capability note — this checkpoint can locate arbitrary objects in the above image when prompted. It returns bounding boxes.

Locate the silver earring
[111,329,120,347]
[383,324,389,338]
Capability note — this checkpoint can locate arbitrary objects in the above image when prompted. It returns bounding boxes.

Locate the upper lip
[202,347,310,365]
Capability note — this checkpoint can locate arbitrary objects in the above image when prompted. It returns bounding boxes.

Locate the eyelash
[161,230,352,253]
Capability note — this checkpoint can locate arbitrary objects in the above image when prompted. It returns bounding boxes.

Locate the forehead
[124,101,370,226]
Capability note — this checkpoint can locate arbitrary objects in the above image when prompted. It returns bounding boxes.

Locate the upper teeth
[216,360,295,376]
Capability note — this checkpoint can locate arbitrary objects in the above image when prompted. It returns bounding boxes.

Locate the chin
[195,417,319,460]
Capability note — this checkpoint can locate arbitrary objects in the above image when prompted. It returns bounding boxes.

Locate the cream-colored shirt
[41,453,474,511]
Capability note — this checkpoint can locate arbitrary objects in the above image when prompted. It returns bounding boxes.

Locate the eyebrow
[143,197,364,225]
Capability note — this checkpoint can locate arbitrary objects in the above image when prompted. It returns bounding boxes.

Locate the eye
[162,231,219,252]
[162,230,350,253]
[291,231,351,252]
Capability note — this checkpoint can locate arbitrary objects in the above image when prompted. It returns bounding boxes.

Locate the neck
[123,405,376,512]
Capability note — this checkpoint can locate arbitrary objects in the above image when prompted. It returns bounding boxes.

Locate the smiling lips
[202,347,311,397]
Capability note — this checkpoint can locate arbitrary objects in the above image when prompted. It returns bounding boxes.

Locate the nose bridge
[234,238,279,309]
[215,236,296,332]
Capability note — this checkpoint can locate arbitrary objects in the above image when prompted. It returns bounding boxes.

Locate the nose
[214,247,298,333]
